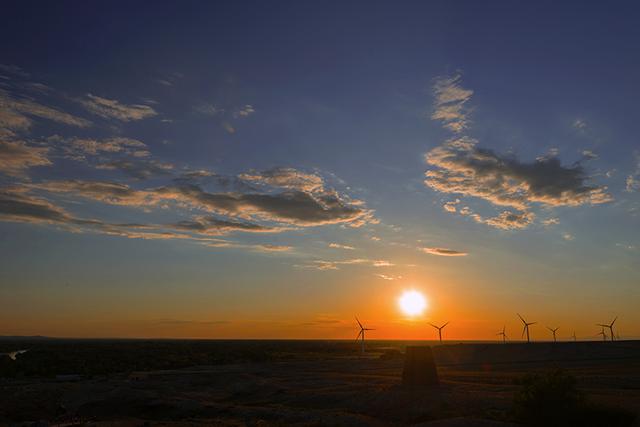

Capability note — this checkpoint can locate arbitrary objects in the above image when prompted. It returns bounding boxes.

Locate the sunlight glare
[398,290,427,316]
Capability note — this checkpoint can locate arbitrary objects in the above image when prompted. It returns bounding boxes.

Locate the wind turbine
[429,322,449,343]
[597,316,617,342]
[497,326,507,343]
[572,331,577,342]
[355,317,374,354]
[517,313,536,343]
[547,326,559,343]
[597,326,607,342]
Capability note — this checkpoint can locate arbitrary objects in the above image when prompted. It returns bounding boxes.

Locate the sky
[0,1,638,340]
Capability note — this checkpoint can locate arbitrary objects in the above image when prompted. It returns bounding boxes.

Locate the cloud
[562,232,575,241]
[252,244,293,252]
[443,199,460,213]
[0,140,51,176]
[376,274,402,281]
[426,74,612,231]
[541,217,560,227]
[80,94,157,122]
[167,186,372,227]
[239,167,324,192]
[25,166,373,238]
[1,88,91,132]
[0,186,295,249]
[173,215,287,235]
[95,159,174,179]
[476,210,535,230]
[194,103,224,116]
[0,187,77,225]
[625,152,640,192]
[61,136,148,158]
[425,137,612,211]
[234,104,255,118]
[573,119,587,130]
[431,74,473,133]
[328,243,355,250]
[30,180,161,206]
[420,247,468,257]
[301,258,393,271]
[424,137,611,229]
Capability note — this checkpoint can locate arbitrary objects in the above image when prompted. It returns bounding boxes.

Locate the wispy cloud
[625,151,640,192]
[80,94,157,122]
[239,167,324,192]
[431,74,473,133]
[420,247,468,257]
[233,104,255,118]
[0,140,50,176]
[328,243,355,250]
[55,136,149,160]
[95,159,174,180]
[1,88,91,133]
[376,274,402,281]
[300,258,394,271]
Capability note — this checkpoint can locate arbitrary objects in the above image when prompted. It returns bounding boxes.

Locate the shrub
[512,369,635,427]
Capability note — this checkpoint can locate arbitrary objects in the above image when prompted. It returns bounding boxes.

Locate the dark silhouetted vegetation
[513,369,635,427]
[0,339,367,378]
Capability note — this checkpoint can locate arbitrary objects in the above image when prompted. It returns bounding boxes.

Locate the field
[1,339,639,426]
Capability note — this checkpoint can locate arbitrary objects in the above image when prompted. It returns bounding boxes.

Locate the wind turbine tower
[597,317,617,342]
[517,313,536,343]
[355,317,374,354]
[497,326,507,343]
[429,322,449,343]
[547,326,559,343]
[598,326,607,342]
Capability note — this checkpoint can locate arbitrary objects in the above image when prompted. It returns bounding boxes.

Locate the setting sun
[398,290,427,317]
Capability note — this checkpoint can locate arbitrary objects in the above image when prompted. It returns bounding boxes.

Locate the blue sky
[1,1,638,339]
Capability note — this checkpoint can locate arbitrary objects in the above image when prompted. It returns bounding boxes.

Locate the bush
[512,369,635,427]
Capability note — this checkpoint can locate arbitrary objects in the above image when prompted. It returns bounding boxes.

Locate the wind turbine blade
[522,325,527,338]
[517,313,526,324]
[355,317,363,329]
[611,316,618,327]
[355,330,363,341]
[442,321,450,328]
[429,323,438,329]
[529,322,537,325]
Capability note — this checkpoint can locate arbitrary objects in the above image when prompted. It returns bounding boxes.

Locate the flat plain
[1,340,639,426]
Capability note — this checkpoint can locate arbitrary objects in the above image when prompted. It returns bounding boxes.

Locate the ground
[1,340,639,426]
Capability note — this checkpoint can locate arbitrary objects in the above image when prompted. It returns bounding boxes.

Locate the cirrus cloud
[420,247,468,257]
[80,94,157,122]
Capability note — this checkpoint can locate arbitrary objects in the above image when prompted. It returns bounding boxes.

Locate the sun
[398,290,427,316]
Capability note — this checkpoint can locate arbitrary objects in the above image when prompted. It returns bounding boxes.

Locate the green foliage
[513,369,635,427]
